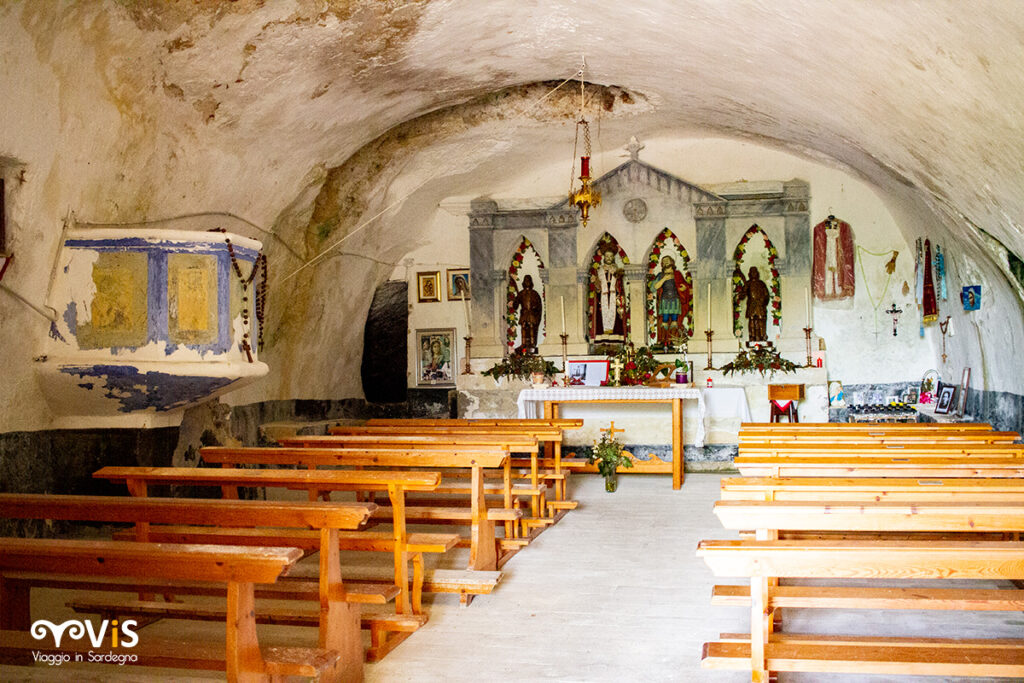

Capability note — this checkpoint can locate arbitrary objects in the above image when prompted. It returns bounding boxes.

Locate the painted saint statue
[512,274,543,353]
[589,247,627,343]
[734,265,770,342]
[812,215,855,300]
[649,255,689,348]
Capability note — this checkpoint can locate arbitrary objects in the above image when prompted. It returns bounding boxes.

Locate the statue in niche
[512,274,543,353]
[812,215,855,300]
[734,265,770,342]
[650,256,689,348]
[588,247,627,343]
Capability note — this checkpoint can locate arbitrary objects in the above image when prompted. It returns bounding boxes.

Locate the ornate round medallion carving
[622,198,648,223]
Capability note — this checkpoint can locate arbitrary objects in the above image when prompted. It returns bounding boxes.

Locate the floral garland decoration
[719,345,797,377]
[731,224,782,337]
[645,228,694,345]
[587,233,631,339]
[505,237,545,350]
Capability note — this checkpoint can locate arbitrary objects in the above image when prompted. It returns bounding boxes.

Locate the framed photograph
[417,271,441,303]
[566,359,609,386]
[956,368,971,417]
[961,285,981,311]
[416,328,456,386]
[934,383,956,415]
[447,269,470,301]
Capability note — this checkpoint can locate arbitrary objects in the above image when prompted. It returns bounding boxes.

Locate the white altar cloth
[517,386,706,447]
[701,387,752,421]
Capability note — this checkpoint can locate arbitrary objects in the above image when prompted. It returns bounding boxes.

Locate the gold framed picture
[416,328,456,386]
[447,269,470,301]
[417,271,441,303]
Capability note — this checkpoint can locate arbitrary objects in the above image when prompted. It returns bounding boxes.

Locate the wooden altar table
[516,387,705,490]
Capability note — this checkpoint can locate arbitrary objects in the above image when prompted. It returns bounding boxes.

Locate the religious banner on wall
[812,215,855,300]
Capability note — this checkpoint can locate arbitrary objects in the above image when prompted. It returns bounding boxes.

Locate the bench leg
[470,466,498,571]
[226,581,269,683]
[411,553,424,615]
[0,577,32,665]
[750,576,771,683]
[320,528,364,683]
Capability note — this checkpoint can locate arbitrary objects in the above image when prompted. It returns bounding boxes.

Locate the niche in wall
[361,280,409,403]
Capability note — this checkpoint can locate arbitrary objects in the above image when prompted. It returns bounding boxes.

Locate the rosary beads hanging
[214,228,268,363]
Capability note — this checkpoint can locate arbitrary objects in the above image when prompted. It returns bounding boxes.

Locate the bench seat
[710,584,1024,610]
[702,635,1024,677]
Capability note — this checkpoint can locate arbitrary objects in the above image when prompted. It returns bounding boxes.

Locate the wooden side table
[768,384,805,422]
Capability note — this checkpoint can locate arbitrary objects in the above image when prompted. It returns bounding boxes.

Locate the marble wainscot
[457,359,826,470]
[36,227,268,428]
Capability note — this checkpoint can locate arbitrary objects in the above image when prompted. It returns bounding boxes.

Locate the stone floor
[1,473,1019,682]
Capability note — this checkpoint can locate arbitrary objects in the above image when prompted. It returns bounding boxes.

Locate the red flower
[652,247,661,255]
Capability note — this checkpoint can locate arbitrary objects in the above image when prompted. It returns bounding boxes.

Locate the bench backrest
[713,500,1024,533]
[329,425,562,438]
[734,456,1024,478]
[739,432,1019,444]
[697,539,1024,580]
[200,446,509,469]
[94,466,442,492]
[720,476,1024,501]
[739,422,994,432]
[0,493,374,529]
[0,537,300,584]
[738,443,1024,457]
[276,434,538,451]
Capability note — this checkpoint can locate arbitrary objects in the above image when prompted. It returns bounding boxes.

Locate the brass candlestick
[704,329,714,370]
[560,333,569,373]
[462,336,474,375]
[803,326,813,367]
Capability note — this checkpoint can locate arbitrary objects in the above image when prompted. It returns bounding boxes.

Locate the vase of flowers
[587,429,634,492]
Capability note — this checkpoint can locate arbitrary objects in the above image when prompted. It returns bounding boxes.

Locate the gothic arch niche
[645,228,693,349]
[505,236,546,352]
[586,233,630,344]
[731,224,782,339]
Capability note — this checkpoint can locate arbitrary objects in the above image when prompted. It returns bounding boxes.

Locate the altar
[517,386,704,489]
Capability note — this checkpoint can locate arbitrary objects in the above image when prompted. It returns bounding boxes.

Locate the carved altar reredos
[467,145,810,359]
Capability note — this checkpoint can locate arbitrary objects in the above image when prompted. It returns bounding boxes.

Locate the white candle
[805,287,811,328]
[463,294,471,337]
[706,283,712,327]
[560,296,566,336]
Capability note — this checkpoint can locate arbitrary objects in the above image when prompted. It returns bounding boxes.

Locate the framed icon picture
[417,271,441,303]
[933,382,956,415]
[447,269,470,301]
[956,367,971,417]
[566,359,609,386]
[416,328,456,386]
[961,285,981,311]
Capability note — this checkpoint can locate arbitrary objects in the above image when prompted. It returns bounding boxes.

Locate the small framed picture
[416,328,456,386]
[961,285,981,311]
[566,359,609,386]
[934,383,957,415]
[447,269,470,301]
[956,368,971,417]
[828,381,844,406]
[417,271,441,303]
[919,369,939,398]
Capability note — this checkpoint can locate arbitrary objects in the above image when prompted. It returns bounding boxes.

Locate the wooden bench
[354,420,582,502]
[0,537,346,682]
[739,421,995,433]
[0,493,381,675]
[275,434,562,523]
[198,446,525,575]
[739,430,1019,444]
[697,538,1024,680]
[720,476,1024,502]
[738,442,1024,458]
[734,455,1024,478]
[94,466,441,619]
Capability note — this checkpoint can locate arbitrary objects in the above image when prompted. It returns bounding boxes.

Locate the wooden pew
[697,539,1024,680]
[734,456,1024,478]
[274,434,558,523]
[339,422,579,504]
[0,538,346,682]
[740,421,995,433]
[720,476,1024,502]
[197,446,523,574]
[93,467,440,620]
[365,418,584,428]
[0,493,375,678]
[739,431,1019,444]
[738,442,1024,458]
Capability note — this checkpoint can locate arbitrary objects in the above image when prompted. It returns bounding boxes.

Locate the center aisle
[366,473,744,682]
